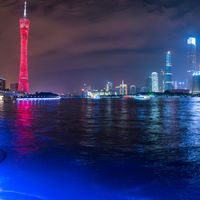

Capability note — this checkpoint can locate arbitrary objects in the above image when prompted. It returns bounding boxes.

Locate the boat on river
[16,92,61,101]
[133,95,151,101]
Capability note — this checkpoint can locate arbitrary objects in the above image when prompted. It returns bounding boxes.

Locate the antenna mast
[24,1,27,18]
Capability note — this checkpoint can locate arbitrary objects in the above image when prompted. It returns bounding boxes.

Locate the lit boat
[16,92,61,101]
[133,95,151,101]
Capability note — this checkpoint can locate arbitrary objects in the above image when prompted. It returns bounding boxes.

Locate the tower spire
[24,1,27,18]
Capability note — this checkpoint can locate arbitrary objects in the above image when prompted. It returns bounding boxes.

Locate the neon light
[18,2,30,93]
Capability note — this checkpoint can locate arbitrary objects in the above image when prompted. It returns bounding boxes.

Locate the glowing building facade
[164,51,173,91]
[18,2,30,93]
[151,72,159,92]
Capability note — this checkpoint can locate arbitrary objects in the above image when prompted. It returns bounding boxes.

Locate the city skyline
[0,1,200,93]
[1,2,200,200]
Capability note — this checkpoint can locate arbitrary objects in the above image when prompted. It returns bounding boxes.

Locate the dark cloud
[0,0,200,92]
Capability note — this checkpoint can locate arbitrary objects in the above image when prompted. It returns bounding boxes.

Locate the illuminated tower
[164,51,173,91]
[18,1,30,93]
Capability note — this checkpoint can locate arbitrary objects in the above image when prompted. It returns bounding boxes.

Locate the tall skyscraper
[187,37,197,72]
[151,72,159,92]
[18,2,30,93]
[164,51,173,91]
[187,37,198,91]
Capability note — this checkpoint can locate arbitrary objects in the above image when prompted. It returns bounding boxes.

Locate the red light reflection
[15,101,38,156]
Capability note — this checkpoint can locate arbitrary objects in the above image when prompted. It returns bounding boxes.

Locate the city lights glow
[193,71,200,76]
[167,51,171,54]
[187,37,196,46]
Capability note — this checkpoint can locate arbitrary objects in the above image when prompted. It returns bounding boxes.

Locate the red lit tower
[18,1,30,93]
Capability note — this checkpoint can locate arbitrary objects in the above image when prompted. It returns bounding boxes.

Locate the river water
[0,97,200,199]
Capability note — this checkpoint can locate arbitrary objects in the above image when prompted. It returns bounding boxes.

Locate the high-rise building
[187,37,197,72]
[18,1,30,93]
[164,51,173,91]
[187,37,197,91]
[151,72,159,92]
[192,72,200,94]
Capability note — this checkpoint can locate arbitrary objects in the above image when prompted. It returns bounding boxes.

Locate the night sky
[0,0,200,93]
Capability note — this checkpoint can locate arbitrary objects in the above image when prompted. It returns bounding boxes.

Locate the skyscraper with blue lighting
[187,37,199,93]
[164,51,173,91]
[187,37,197,72]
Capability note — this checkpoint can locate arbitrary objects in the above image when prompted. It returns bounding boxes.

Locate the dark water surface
[0,98,200,200]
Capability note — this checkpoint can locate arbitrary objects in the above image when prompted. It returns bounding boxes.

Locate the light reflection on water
[0,98,200,199]
[15,101,37,156]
